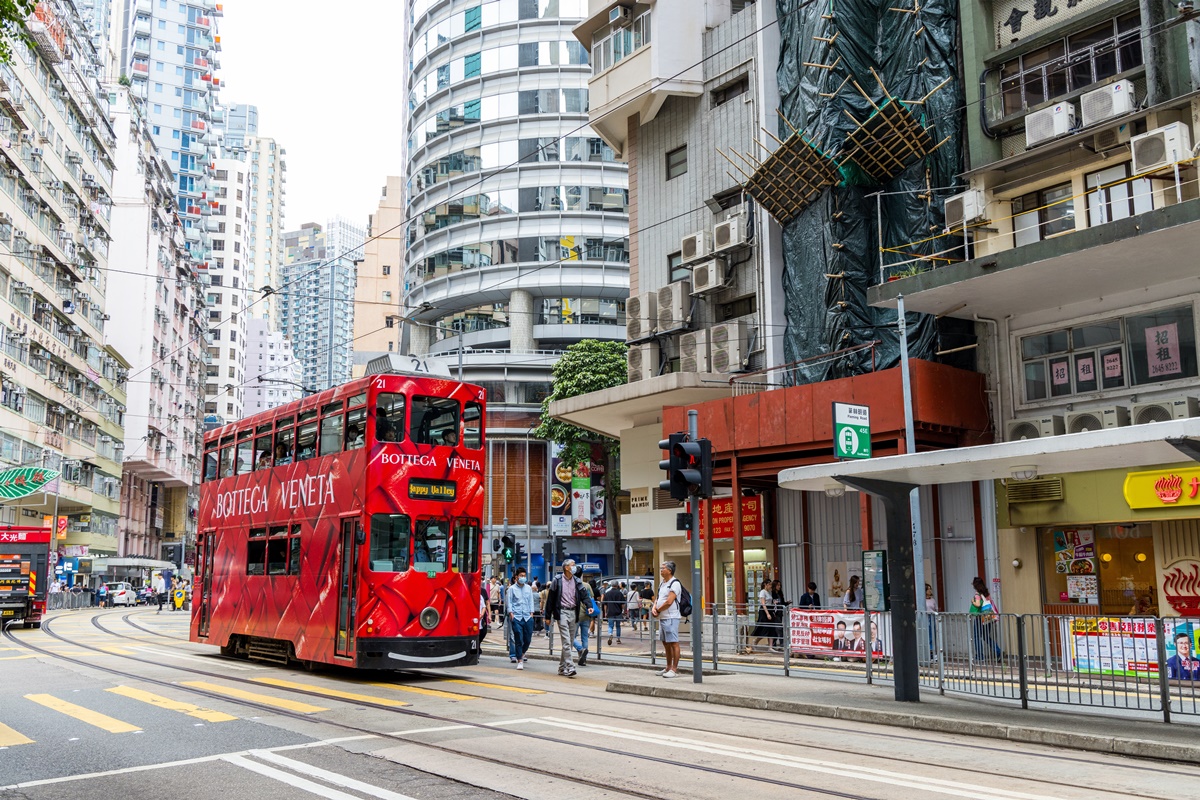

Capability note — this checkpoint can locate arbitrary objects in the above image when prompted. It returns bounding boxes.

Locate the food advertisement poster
[1054,528,1096,575]
[789,609,890,658]
[550,443,606,538]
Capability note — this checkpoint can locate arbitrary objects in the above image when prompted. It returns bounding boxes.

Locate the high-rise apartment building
[246,134,286,325]
[403,0,629,547]
[202,157,250,420]
[244,318,299,413]
[353,177,403,376]
[0,4,127,565]
[222,102,256,153]
[280,220,362,392]
[106,84,205,561]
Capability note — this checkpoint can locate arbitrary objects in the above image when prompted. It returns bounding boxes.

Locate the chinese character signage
[1124,467,1200,509]
[695,496,763,540]
[1145,322,1182,378]
[994,0,1104,48]
[0,468,61,500]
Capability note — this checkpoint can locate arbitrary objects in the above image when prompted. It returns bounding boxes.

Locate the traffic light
[554,536,568,563]
[514,542,526,565]
[500,534,516,564]
[659,433,713,500]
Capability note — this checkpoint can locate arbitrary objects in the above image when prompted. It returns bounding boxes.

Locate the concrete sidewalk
[606,669,1200,766]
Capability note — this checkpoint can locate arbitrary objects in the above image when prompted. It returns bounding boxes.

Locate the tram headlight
[419,607,440,630]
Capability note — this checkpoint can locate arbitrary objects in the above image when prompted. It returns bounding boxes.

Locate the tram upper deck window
[295,419,318,461]
[218,443,234,478]
[369,514,411,572]
[414,518,449,573]
[374,393,405,443]
[203,447,218,482]
[411,396,459,446]
[463,402,483,449]
[319,402,344,456]
[274,417,295,465]
[236,432,254,475]
[254,424,273,470]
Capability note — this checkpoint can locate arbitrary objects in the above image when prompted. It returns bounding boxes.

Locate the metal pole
[524,432,531,577]
[688,409,703,684]
[783,604,791,677]
[457,328,463,381]
[897,294,927,612]
[712,605,719,671]
[864,606,873,685]
[1157,619,1172,723]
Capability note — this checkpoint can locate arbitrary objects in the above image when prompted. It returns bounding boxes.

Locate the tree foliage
[535,339,627,471]
[0,2,34,66]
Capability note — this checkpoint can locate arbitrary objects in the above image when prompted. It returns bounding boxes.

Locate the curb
[605,681,1200,766]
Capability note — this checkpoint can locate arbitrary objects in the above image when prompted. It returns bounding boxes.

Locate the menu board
[1054,528,1097,576]
[1064,575,1099,604]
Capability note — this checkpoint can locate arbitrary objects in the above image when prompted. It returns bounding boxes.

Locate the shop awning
[91,558,178,571]
[778,417,1200,492]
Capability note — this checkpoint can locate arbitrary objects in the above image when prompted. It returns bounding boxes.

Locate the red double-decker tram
[192,372,486,670]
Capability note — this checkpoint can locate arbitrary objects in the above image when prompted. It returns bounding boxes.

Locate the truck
[0,526,52,629]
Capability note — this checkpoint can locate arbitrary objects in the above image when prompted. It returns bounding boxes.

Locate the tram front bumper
[357,635,480,670]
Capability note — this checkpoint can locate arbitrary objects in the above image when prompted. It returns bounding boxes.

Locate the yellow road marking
[106,686,238,722]
[0,721,34,746]
[0,655,37,661]
[98,646,137,656]
[180,681,328,713]
[442,679,544,695]
[24,694,141,733]
[251,678,409,708]
[366,682,474,701]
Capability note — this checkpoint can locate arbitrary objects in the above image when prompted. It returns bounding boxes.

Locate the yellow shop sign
[1124,467,1200,509]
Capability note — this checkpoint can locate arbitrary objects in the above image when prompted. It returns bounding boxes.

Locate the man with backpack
[651,561,687,678]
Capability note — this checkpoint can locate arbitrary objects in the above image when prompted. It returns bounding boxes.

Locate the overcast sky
[217,1,407,230]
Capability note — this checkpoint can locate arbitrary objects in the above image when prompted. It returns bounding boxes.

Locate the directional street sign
[832,402,871,460]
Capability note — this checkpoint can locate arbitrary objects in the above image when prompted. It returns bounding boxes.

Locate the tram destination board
[409,478,458,501]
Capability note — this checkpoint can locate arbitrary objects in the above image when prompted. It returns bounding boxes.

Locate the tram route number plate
[409,479,457,501]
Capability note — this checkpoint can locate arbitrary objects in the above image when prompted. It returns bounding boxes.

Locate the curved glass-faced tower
[403,1,630,553]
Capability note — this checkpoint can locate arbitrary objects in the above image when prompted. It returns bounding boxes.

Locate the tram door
[197,531,214,636]
[336,518,361,658]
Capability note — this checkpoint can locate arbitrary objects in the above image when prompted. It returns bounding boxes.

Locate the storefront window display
[1038,524,1158,615]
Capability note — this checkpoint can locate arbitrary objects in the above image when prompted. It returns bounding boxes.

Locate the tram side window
[247,527,267,575]
[452,518,480,574]
[236,436,254,475]
[369,514,411,572]
[288,524,302,575]
[274,425,294,465]
[345,406,367,450]
[463,402,482,449]
[411,396,459,446]
[267,526,289,575]
[413,518,449,573]
[295,421,318,461]
[374,393,405,443]
[218,446,234,478]
[203,450,218,482]
[319,403,344,456]
[254,436,272,470]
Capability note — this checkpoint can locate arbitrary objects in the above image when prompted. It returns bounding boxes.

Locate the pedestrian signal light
[500,534,516,564]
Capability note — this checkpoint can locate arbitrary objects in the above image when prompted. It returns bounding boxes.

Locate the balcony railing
[590,12,651,77]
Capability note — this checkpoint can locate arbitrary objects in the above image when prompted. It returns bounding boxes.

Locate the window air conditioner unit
[1004,416,1064,441]
[625,291,656,342]
[1131,396,1200,424]
[1081,80,1135,127]
[1131,122,1193,174]
[710,320,746,373]
[680,329,710,373]
[627,341,658,382]
[609,5,632,25]
[656,280,690,333]
[943,189,988,231]
[1094,123,1132,153]
[690,259,724,295]
[680,231,711,263]
[1066,405,1130,434]
[1025,102,1076,149]
[713,214,748,253]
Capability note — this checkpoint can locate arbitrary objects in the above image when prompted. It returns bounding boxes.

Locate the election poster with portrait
[789,608,891,659]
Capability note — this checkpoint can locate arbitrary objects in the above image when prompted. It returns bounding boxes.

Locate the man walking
[651,561,682,678]
[152,572,166,613]
[488,577,503,625]
[604,581,626,645]
[544,559,586,677]
[507,567,535,669]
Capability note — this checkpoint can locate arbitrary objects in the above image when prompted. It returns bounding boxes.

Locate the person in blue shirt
[506,567,536,669]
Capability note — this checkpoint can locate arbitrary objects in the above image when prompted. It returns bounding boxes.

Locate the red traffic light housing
[659,433,713,501]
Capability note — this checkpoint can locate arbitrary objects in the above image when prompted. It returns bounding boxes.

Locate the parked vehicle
[105,582,136,607]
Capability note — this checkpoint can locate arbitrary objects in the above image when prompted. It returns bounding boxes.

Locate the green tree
[0,2,35,66]
[535,339,627,488]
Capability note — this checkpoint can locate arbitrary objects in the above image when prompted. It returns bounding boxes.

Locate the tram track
[99,609,1200,789]
[6,613,884,800]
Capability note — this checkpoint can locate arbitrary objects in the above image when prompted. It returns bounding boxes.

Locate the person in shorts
[651,561,682,678]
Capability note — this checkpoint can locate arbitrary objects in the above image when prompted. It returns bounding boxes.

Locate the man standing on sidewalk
[651,561,682,678]
[604,581,626,645]
[544,559,586,677]
[507,567,535,669]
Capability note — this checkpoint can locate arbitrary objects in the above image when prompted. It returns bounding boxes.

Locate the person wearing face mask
[544,559,586,677]
[506,567,536,669]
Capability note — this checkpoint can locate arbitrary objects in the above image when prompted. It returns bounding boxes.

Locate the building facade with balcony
[244,317,299,413]
[403,0,630,558]
[352,176,404,377]
[280,220,362,392]
[106,84,205,564]
[0,4,128,572]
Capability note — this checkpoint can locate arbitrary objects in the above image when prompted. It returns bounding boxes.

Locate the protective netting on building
[775,0,971,381]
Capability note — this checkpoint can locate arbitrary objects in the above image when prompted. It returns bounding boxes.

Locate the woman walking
[769,579,788,651]
[748,579,774,653]
[969,577,1003,662]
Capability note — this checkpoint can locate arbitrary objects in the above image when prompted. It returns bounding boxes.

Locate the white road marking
[222,755,365,800]
[251,751,422,800]
[524,717,1065,800]
[386,718,541,736]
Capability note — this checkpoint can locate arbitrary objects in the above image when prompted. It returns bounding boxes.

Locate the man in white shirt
[651,561,682,678]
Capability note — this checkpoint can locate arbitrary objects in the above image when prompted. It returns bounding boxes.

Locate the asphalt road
[2,609,1197,799]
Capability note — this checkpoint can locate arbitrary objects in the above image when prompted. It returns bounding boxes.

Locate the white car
[105,582,135,606]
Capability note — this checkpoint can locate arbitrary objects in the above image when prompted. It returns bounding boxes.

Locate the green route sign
[0,468,60,500]
[832,402,871,460]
